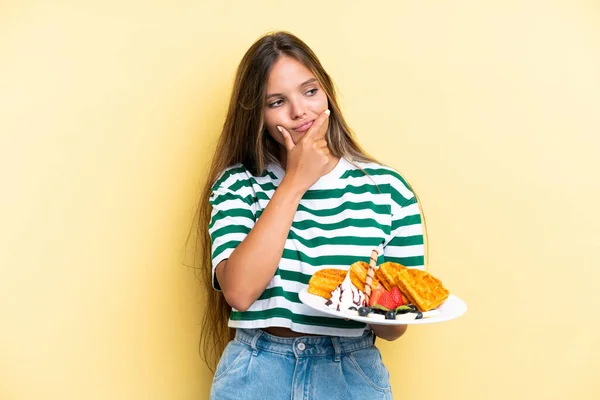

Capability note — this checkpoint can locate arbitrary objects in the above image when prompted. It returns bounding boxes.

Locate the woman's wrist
[278,174,308,202]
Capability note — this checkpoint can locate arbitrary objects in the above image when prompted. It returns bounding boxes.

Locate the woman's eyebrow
[266,78,318,99]
[300,78,318,87]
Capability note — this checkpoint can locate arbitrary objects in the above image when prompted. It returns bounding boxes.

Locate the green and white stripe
[208,157,424,336]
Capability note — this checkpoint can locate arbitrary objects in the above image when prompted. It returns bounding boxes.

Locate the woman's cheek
[264,115,285,144]
[312,92,329,111]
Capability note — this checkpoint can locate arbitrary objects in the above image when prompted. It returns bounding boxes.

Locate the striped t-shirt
[208,157,425,336]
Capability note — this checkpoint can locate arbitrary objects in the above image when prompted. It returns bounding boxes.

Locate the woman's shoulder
[344,158,413,189]
[211,163,279,191]
[211,164,247,191]
[342,158,417,207]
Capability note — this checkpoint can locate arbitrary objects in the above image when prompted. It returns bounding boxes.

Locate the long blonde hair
[192,31,421,371]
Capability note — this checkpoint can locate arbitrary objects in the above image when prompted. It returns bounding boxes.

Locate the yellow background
[1,1,599,399]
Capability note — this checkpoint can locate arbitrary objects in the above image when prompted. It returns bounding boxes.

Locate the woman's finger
[277,126,295,151]
[304,109,330,141]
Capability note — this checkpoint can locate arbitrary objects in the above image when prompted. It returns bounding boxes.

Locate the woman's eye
[306,88,318,96]
[268,100,283,108]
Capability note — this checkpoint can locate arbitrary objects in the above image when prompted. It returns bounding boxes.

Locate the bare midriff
[261,327,321,337]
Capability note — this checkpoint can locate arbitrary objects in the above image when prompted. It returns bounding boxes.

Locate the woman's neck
[278,146,340,176]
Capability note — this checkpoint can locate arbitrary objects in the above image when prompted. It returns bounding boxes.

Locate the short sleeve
[208,182,257,290]
[383,174,425,270]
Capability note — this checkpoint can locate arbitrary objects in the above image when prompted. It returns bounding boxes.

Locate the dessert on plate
[307,252,450,321]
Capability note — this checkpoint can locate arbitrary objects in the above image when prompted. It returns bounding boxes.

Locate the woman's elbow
[216,261,258,312]
[222,287,254,312]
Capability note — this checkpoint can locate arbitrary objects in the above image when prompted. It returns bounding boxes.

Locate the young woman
[196,31,425,399]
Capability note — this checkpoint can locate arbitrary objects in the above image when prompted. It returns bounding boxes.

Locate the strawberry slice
[376,291,397,311]
[369,287,386,307]
[390,286,404,308]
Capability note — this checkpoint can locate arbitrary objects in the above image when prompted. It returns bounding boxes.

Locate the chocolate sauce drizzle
[325,284,365,311]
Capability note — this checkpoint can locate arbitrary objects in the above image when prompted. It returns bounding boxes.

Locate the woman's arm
[215,111,331,312]
[215,177,305,312]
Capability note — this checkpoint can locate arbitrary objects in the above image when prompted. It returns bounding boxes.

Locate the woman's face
[263,56,329,146]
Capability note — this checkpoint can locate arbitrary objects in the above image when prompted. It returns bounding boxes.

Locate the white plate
[299,288,467,325]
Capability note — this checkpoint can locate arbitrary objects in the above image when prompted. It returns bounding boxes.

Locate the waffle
[372,262,410,305]
[377,262,449,311]
[307,268,347,299]
[349,261,382,292]
[395,267,449,311]
[374,262,405,291]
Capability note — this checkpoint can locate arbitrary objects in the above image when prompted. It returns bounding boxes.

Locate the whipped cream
[325,272,366,311]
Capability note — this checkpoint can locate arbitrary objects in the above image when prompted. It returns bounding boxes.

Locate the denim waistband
[234,328,375,360]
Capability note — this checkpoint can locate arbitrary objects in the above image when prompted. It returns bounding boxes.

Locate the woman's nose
[290,99,306,120]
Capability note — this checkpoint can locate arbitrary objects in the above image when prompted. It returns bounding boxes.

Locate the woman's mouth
[293,120,314,133]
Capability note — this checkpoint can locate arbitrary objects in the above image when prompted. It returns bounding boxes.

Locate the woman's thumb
[278,126,295,151]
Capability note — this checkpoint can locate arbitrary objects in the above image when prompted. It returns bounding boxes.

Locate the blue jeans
[209,328,393,399]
